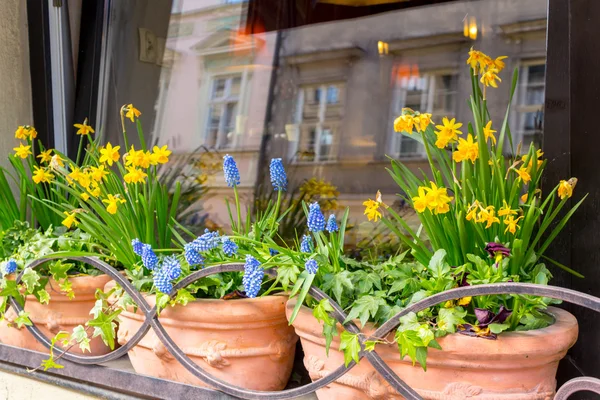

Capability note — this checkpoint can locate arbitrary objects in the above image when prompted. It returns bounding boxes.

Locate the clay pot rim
[5,273,113,301]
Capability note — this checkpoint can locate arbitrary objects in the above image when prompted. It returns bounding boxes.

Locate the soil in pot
[0,274,113,355]
[286,299,578,400]
[117,294,298,391]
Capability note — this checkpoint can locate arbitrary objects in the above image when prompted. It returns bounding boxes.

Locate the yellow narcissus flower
[490,56,508,72]
[99,143,121,166]
[102,194,126,215]
[411,186,429,213]
[68,165,86,184]
[87,183,101,198]
[514,167,531,184]
[123,166,147,184]
[90,165,108,182]
[15,126,28,140]
[425,182,453,214]
[504,215,524,234]
[363,199,382,222]
[37,149,53,164]
[434,117,463,149]
[413,113,433,133]
[32,166,54,184]
[453,134,479,164]
[151,145,171,164]
[466,47,484,72]
[62,211,79,229]
[74,119,95,136]
[458,296,472,306]
[483,121,497,145]
[498,200,518,217]
[81,192,90,201]
[480,68,501,88]
[124,104,141,122]
[521,149,544,170]
[50,154,64,169]
[558,178,577,200]
[13,143,32,159]
[466,200,480,221]
[393,113,414,134]
[478,206,500,229]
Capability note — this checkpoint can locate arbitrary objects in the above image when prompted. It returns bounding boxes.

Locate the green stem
[420,131,439,185]
[75,136,84,166]
[271,190,282,234]
[233,184,242,233]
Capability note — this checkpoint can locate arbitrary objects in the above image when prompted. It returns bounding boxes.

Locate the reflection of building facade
[154,0,276,225]
[267,0,547,210]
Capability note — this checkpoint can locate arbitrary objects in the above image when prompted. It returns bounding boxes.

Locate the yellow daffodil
[363,199,382,221]
[62,211,79,229]
[99,143,121,166]
[123,166,147,184]
[466,47,484,72]
[453,134,479,164]
[74,119,95,136]
[87,183,101,198]
[90,165,108,182]
[504,215,524,234]
[458,296,472,306]
[434,117,463,149]
[412,113,433,133]
[426,182,453,214]
[32,166,54,184]
[498,200,518,217]
[37,149,52,164]
[478,206,500,228]
[81,192,90,201]
[50,154,64,169]
[491,56,508,72]
[393,113,414,134]
[412,187,429,213]
[151,145,171,165]
[558,178,576,200]
[514,167,531,184]
[466,200,480,221]
[480,68,501,88]
[13,143,32,159]
[68,165,85,184]
[78,172,92,189]
[521,149,544,170]
[102,194,126,215]
[125,104,141,122]
[521,193,528,203]
[483,121,497,145]
[15,126,28,140]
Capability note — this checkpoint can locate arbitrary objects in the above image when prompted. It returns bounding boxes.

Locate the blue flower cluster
[300,234,313,253]
[5,259,17,275]
[131,238,144,256]
[153,268,173,294]
[242,255,264,298]
[221,236,238,256]
[269,248,279,256]
[162,256,182,280]
[269,158,287,191]
[184,243,204,266]
[326,214,338,233]
[305,259,319,274]
[223,154,240,187]
[307,202,326,232]
[191,229,220,252]
[141,244,158,270]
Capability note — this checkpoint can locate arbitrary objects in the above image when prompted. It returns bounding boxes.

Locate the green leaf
[339,331,361,367]
[395,329,420,365]
[344,295,385,327]
[364,340,377,352]
[356,272,382,294]
[277,264,300,291]
[323,321,339,356]
[313,299,335,325]
[89,299,103,319]
[322,271,353,305]
[489,323,510,334]
[15,311,32,329]
[415,346,428,371]
[428,339,442,350]
[398,312,420,332]
[37,289,50,305]
[429,249,450,279]
[21,268,40,293]
[288,272,315,324]
[173,289,195,307]
[88,309,121,350]
[156,292,170,314]
[416,324,434,346]
[71,325,91,353]
[437,307,467,334]
[48,260,73,281]
[40,357,64,371]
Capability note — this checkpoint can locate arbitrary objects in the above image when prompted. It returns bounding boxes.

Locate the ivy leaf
[364,340,377,352]
[277,264,300,291]
[429,249,450,280]
[428,339,442,350]
[172,289,195,307]
[356,272,382,294]
[40,357,64,371]
[322,322,338,356]
[344,295,385,327]
[489,323,510,334]
[89,299,103,319]
[415,346,428,371]
[437,307,467,334]
[37,289,50,305]
[15,311,32,329]
[88,309,121,350]
[339,331,361,367]
[395,329,421,366]
[156,292,170,314]
[416,324,434,346]
[22,268,40,293]
[48,260,73,281]
[59,279,74,299]
[0,280,24,307]
[313,299,338,355]
[289,271,306,298]
[323,271,353,306]
[71,325,91,353]
[398,312,421,332]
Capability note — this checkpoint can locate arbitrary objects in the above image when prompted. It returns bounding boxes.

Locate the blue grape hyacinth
[153,268,173,294]
[307,202,326,232]
[192,229,220,252]
[221,236,238,256]
[141,244,158,270]
[326,214,338,233]
[5,259,17,275]
[163,256,182,280]
[300,234,313,253]
[223,154,240,187]
[184,243,204,266]
[269,248,279,257]
[305,259,319,274]
[243,255,264,298]
[269,158,287,191]
[131,238,144,256]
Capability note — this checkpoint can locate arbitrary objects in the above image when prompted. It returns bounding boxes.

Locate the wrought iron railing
[5,255,600,399]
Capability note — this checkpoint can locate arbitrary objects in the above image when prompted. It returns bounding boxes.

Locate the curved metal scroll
[4,256,600,400]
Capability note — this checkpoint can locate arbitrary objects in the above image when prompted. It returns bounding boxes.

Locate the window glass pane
[230,76,242,97]
[326,86,339,104]
[212,79,226,100]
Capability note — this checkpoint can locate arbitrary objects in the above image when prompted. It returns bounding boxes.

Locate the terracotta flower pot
[287,299,578,400]
[0,274,113,355]
[117,294,298,391]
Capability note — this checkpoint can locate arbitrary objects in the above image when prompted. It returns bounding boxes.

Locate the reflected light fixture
[378,40,389,55]
[463,15,478,40]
